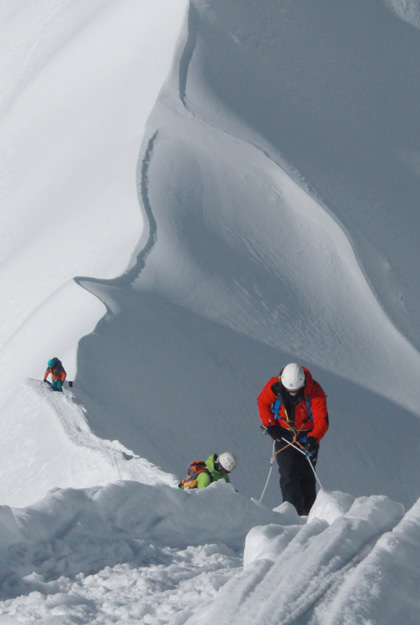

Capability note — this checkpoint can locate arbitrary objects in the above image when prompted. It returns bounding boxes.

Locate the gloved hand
[266,425,283,441]
[304,436,317,458]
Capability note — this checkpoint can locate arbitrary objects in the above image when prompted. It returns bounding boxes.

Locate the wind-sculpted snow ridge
[0,380,176,507]
[1,488,418,625]
[80,0,420,510]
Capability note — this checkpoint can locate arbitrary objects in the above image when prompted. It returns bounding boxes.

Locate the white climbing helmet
[217,452,237,473]
[281,363,305,391]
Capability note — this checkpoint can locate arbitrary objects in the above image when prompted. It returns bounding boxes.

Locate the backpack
[178,460,213,489]
[52,358,66,374]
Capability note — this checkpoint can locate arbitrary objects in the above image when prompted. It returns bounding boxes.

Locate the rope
[259,433,324,503]
[280,436,324,490]
[258,436,298,502]
[258,440,276,503]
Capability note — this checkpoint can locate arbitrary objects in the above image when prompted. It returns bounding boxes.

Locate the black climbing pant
[274,440,319,516]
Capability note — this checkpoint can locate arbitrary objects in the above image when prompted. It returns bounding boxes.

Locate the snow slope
[0,0,187,401]
[2,0,420,509]
[0,380,175,507]
[74,0,420,510]
[2,0,420,623]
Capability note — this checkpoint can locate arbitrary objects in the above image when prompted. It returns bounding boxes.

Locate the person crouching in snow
[43,357,67,392]
[179,452,237,489]
[258,363,329,515]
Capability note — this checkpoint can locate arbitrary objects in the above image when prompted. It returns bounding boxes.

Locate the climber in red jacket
[258,363,329,515]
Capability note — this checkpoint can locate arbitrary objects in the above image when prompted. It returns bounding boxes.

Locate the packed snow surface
[2,0,420,623]
[1,487,419,625]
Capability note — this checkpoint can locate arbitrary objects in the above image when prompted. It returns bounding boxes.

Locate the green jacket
[196,454,231,489]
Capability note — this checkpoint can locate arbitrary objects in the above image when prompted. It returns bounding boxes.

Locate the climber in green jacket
[179,452,237,489]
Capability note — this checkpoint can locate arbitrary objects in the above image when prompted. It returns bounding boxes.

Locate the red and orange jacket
[257,367,328,443]
[44,365,66,383]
